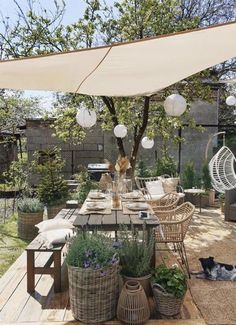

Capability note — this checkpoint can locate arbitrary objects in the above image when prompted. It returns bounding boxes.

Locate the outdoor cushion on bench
[36,219,74,233]
[39,228,75,249]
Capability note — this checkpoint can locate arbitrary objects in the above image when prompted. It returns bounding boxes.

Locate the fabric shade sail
[0,21,236,97]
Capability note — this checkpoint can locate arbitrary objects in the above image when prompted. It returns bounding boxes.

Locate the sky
[0,0,115,109]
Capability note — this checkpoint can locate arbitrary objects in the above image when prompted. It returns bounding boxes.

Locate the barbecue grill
[87,163,110,181]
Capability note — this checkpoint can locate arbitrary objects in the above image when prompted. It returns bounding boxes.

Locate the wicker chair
[135,175,170,200]
[155,202,195,277]
[151,192,180,212]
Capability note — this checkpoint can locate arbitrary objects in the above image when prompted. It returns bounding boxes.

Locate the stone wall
[26,100,218,181]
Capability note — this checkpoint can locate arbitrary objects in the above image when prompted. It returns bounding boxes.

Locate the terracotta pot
[123,274,152,297]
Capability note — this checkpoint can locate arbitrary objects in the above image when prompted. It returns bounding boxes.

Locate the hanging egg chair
[207,132,236,193]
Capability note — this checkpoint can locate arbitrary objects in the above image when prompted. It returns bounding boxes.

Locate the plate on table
[86,202,106,210]
[121,192,140,200]
[126,202,149,211]
[88,192,105,200]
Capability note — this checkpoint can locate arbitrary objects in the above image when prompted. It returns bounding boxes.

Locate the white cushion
[36,219,74,233]
[40,228,75,249]
[162,177,179,193]
[146,180,165,196]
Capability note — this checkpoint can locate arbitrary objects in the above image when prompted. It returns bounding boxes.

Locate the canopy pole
[205,131,226,161]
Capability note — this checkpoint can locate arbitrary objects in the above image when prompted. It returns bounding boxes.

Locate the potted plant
[66,232,120,323]
[33,147,69,219]
[152,264,187,316]
[17,197,44,240]
[202,161,215,206]
[119,226,154,297]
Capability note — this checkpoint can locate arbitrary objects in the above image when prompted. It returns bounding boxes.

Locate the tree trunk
[130,97,150,178]
[102,96,126,157]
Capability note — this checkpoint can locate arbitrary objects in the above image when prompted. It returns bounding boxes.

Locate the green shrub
[33,147,69,206]
[73,169,98,204]
[66,232,118,269]
[201,160,212,191]
[182,160,196,189]
[18,197,44,213]
[153,155,177,176]
[119,227,154,277]
[152,264,187,298]
[135,160,152,177]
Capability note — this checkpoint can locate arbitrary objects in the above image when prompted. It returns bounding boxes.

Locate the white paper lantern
[114,124,127,138]
[141,137,154,149]
[226,95,236,106]
[164,94,187,116]
[76,106,97,128]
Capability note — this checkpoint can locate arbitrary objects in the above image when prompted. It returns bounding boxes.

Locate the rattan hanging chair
[206,132,236,193]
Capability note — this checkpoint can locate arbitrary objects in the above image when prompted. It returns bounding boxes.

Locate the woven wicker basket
[47,204,65,219]
[17,210,43,240]
[67,263,120,323]
[152,283,185,316]
[117,280,150,325]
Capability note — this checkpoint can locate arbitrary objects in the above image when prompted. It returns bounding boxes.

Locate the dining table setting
[73,189,160,232]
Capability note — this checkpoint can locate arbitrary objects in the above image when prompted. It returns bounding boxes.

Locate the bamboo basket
[17,210,43,240]
[152,283,185,316]
[117,280,150,325]
[67,263,120,323]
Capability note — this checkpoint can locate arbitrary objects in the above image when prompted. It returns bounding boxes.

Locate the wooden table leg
[53,251,61,293]
[27,250,35,294]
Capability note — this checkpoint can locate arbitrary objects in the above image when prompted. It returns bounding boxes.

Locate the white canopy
[0,21,236,97]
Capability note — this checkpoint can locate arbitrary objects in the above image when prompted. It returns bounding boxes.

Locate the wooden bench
[26,208,76,294]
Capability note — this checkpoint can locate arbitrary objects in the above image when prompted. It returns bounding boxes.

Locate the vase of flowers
[66,232,120,323]
[111,156,131,208]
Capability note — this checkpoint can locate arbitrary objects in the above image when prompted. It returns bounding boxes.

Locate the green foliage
[66,232,118,269]
[135,160,152,177]
[73,167,98,204]
[3,157,32,194]
[153,154,177,176]
[0,90,42,134]
[201,160,212,191]
[52,107,86,145]
[33,147,69,205]
[119,227,154,277]
[182,160,196,189]
[17,197,44,213]
[219,193,225,201]
[152,264,187,298]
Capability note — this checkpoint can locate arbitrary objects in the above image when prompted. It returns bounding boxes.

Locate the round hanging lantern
[226,95,236,106]
[141,137,154,149]
[164,94,187,116]
[114,124,127,138]
[76,106,97,128]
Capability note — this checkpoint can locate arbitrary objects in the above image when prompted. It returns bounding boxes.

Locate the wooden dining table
[73,191,160,234]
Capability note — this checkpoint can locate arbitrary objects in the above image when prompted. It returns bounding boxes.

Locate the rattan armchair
[151,192,180,213]
[155,202,195,277]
